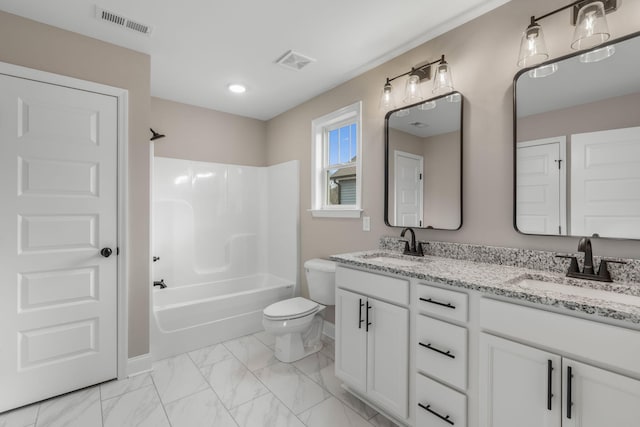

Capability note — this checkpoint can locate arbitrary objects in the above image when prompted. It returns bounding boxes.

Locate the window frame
[310,101,362,218]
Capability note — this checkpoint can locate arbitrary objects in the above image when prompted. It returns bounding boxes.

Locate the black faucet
[556,237,626,282]
[153,279,167,289]
[577,237,595,275]
[400,227,424,257]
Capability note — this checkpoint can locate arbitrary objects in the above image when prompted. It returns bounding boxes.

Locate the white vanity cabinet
[335,266,410,420]
[333,256,640,427]
[479,298,640,427]
[479,333,562,427]
[480,333,640,427]
[563,359,640,427]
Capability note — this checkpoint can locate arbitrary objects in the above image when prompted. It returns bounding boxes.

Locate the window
[310,101,362,218]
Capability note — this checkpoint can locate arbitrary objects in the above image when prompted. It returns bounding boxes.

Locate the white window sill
[309,209,363,219]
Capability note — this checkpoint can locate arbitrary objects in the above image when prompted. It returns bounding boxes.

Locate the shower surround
[151,157,299,359]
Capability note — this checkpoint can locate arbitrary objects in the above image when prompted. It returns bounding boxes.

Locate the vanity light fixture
[517,0,618,72]
[380,54,454,111]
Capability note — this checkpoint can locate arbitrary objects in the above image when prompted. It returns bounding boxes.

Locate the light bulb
[403,74,423,104]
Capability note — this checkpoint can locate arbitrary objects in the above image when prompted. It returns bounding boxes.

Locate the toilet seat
[263,297,319,321]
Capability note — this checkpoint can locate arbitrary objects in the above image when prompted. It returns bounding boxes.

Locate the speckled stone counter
[378,236,640,283]
[330,247,640,325]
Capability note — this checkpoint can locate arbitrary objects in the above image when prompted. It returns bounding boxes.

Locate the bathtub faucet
[153,279,167,289]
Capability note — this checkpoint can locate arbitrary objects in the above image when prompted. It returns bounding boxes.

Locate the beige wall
[517,91,640,142]
[267,0,640,301]
[423,131,461,229]
[0,11,151,358]
[151,97,267,166]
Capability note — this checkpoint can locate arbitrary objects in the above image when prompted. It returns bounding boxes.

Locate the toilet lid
[264,297,319,319]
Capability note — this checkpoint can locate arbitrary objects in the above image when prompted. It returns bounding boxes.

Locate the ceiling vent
[275,50,316,71]
[95,6,153,36]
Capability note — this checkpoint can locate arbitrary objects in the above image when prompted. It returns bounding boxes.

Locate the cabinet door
[563,358,640,427]
[335,288,367,392]
[367,298,409,419]
[479,333,561,427]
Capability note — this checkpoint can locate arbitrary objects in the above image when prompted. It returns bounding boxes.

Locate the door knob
[100,247,113,258]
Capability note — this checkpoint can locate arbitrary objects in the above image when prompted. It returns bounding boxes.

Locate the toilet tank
[304,258,336,305]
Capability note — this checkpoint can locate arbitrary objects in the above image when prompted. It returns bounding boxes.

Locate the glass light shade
[417,100,436,110]
[403,74,423,104]
[394,109,410,118]
[517,23,549,68]
[432,62,454,95]
[379,82,395,110]
[528,63,558,78]
[446,93,462,103]
[579,44,615,63]
[571,1,610,50]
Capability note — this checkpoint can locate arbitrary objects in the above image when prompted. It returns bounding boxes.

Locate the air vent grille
[126,20,150,34]
[275,50,316,71]
[95,6,153,36]
[101,10,126,26]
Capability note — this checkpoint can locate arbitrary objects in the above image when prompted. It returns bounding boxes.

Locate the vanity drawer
[416,283,468,323]
[416,373,467,427]
[416,314,468,390]
[336,266,409,305]
[480,297,640,377]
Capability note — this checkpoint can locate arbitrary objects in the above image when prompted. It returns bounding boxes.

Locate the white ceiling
[389,96,461,138]
[0,0,510,120]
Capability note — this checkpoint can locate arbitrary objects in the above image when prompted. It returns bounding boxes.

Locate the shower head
[150,128,166,141]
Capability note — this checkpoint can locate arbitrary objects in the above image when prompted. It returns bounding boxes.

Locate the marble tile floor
[0,334,400,427]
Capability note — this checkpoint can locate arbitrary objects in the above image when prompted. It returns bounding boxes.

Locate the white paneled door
[0,74,118,412]
[516,138,566,235]
[570,126,640,239]
[394,151,423,227]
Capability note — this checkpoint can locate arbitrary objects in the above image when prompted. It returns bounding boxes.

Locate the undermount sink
[514,278,640,307]
[358,253,429,267]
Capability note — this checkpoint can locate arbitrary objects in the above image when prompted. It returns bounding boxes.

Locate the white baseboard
[322,321,335,340]
[127,353,153,377]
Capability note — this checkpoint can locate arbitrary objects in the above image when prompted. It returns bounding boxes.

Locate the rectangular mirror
[514,33,640,239]
[385,92,463,229]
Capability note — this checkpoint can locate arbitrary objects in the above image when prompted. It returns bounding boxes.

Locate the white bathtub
[151,274,294,360]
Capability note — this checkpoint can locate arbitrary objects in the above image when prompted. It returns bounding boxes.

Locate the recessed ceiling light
[228,84,246,94]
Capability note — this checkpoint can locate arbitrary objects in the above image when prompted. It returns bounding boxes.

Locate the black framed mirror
[384,92,463,229]
[514,32,640,239]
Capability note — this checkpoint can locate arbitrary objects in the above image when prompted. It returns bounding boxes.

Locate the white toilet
[262,258,336,363]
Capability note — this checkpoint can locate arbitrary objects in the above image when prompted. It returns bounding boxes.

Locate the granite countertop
[330,249,640,325]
